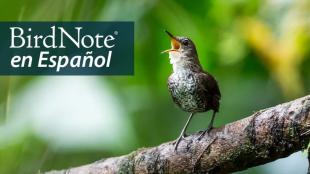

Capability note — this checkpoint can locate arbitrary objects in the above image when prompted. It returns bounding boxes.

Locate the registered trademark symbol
[114,31,118,35]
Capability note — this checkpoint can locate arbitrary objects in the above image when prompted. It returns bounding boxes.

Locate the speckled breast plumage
[168,70,209,113]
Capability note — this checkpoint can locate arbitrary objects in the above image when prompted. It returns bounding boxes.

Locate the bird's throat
[169,52,185,72]
[169,52,201,73]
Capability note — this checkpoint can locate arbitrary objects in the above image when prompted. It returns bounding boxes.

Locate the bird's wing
[197,72,221,112]
[197,72,221,100]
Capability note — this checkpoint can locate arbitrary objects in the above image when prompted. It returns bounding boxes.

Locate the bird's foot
[173,133,188,151]
[197,127,213,140]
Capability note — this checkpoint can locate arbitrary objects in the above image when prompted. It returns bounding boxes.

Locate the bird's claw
[197,127,213,140]
[173,133,188,151]
[172,133,187,144]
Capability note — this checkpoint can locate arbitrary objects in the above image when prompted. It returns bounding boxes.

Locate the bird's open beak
[161,30,181,54]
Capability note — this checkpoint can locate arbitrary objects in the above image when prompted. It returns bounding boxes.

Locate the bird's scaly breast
[169,71,205,112]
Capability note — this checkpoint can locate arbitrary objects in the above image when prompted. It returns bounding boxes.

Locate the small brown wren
[162,31,221,150]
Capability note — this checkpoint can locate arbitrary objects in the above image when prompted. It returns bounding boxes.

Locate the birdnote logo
[10,26,116,72]
[0,22,134,75]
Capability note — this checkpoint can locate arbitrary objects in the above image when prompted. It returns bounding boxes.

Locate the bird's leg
[198,111,216,140]
[174,113,194,150]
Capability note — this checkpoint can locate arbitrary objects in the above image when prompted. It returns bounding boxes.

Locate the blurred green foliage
[0,0,310,174]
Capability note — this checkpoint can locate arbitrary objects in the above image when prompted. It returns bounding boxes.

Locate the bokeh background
[0,0,310,173]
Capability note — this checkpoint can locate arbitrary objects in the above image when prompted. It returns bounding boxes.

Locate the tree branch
[45,95,310,174]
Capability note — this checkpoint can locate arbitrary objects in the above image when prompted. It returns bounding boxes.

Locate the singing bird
[162,31,221,150]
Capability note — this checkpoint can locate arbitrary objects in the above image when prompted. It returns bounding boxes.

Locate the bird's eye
[182,39,189,46]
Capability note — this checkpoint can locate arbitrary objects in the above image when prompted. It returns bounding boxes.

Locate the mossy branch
[45,95,310,174]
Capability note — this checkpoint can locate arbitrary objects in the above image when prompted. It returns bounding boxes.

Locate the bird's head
[162,30,199,69]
